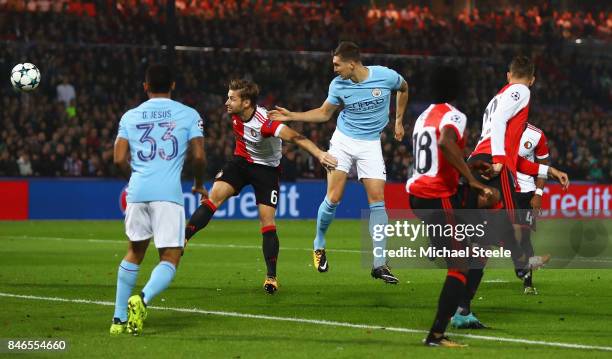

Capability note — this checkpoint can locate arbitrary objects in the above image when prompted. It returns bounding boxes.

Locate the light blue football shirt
[117,98,203,205]
[326,65,404,140]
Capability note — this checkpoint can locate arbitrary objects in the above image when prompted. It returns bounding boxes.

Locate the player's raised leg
[185,180,237,244]
[313,169,347,272]
[363,178,398,284]
[111,238,149,335]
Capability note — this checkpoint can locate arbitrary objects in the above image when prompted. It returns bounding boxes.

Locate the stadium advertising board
[0,179,609,220]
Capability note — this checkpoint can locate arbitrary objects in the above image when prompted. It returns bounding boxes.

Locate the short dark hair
[229,79,259,107]
[145,64,173,93]
[509,56,535,79]
[431,65,461,103]
[333,41,361,62]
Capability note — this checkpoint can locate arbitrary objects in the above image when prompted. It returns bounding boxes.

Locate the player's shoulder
[120,107,139,123]
[329,75,346,88]
[168,101,203,128]
[500,83,530,101]
[369,65,398,77]
[369,65,393,72]
[167,99,199,116]
[444,103,466,117]
[441,104,467,124]
[255,105,268,118]
[254,106,269,122]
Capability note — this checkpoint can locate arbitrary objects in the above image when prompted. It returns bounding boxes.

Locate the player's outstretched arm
[439,127,498,205]
[113,137,131,179]
[394,80,409,141]
[189,137,207,198]
[268,101,338,123]
[277,125,338,170]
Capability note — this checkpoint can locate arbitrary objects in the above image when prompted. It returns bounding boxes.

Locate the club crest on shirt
[372,88,382,97]
[524,141,533,149]
[250,129,258,137]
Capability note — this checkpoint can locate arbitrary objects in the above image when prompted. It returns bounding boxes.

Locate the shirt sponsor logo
[345,98,385,112]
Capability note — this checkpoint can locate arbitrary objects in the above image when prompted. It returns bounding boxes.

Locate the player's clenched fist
[469,180,500,208]
[394,122,405,141]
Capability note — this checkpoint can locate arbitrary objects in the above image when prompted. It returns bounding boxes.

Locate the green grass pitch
[0,220,611,358]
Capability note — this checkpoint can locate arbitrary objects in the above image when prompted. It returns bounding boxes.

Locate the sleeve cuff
[536,154,549,160]
[537,164,549,178]
[274,124,285,137]
[326,97,340,106]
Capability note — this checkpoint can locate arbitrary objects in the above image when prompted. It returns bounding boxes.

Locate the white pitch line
[483,279,509,283]
[2,235,612,263]
[0,292,611,352]
[0,235,366,254]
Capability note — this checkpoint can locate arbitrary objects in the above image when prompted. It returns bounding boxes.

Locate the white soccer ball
[10,63,41,92]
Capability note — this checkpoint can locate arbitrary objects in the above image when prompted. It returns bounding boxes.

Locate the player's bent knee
[367,193,385,204]
[208,191,230,208]
[209,182,236,207]
[258,208,276,227]
[325,190,344,204]
[126,240,150,264]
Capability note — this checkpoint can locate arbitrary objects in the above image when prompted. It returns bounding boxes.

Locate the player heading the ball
[269,41,409,283]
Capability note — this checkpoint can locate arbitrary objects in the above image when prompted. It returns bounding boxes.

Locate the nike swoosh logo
[320,261,328,270]
[343,95,352,99]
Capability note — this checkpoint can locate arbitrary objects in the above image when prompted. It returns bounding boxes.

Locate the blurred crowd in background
[0,0,610,183]
[1,0,611,52]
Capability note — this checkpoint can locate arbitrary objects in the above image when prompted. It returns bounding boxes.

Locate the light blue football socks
[369,201,388,268]
[142,261,176,305]
[314,196,338,250]
[113,259,140,322]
